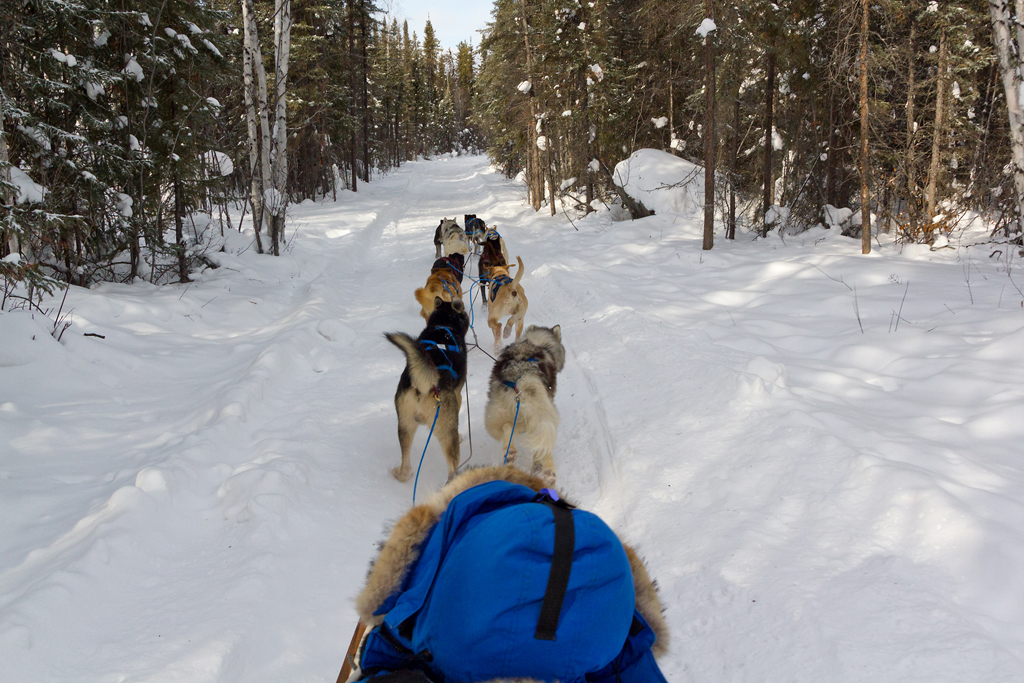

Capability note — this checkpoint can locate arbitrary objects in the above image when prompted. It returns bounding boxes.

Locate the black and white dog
[385,298,470,482]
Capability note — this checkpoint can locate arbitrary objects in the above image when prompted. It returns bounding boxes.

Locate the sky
[389,0,492,51]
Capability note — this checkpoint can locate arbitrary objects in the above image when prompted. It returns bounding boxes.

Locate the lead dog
[484,325,565,484]
[385,298,470,482]
[486,256,527,351]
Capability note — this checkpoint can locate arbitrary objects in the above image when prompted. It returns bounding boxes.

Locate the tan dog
[486,256,527,352]
[416,263,464,321]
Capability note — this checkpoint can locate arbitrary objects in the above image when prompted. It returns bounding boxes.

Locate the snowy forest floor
[2,154,1024,682]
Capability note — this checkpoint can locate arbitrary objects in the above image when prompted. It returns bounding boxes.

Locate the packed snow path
[2,155,1024,682]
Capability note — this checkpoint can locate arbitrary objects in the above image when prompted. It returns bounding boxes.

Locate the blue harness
[490,274,513,302]
[420,325,461,381]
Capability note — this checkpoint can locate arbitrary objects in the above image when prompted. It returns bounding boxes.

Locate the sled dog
[434,218,469,258]
[464,215,487,250]
[486,256,527,352]
[385,298,470,482]
[484,325,565,484]
[478,228,510,304]
[415,256,464,322]
[431,252,465,285]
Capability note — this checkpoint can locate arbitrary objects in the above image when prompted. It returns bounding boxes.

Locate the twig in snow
[894,281,910,332]
[806,261,853,290]
[853,284,864,334]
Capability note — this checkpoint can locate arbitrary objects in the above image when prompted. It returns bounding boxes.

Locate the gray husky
[385,298,470,482]
[484,325,565,484]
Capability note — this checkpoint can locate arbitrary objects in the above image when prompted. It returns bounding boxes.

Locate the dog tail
[384,332,439,393]
[511,256,525,287]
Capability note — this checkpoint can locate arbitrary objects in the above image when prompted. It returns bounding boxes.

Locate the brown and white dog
[384,299,470,482]
[484,325,564,485]
[415,255,464,321]
[485,256,527,352]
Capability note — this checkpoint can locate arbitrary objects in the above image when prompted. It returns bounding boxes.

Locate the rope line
[412,392,442,504]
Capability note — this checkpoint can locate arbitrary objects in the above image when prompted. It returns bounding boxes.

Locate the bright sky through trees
[394,0,489,49]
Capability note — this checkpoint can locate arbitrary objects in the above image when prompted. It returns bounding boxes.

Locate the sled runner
[337,466,669,683]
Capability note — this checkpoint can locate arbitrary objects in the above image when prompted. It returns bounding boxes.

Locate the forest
[3,0,1024,298]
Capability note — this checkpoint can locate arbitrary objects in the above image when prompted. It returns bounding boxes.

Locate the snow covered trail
[3,154,1024,682]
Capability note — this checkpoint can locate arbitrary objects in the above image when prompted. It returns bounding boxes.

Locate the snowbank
[612,148,704,218]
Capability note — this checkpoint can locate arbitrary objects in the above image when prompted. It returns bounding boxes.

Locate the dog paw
[534,466,557,487]
[391,465,412,482]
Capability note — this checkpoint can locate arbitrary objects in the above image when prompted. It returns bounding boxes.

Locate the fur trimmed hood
[355,466,669,660]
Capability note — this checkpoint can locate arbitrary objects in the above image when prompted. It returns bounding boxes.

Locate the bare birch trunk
[990,0,1024,234]
[703,0,716,251]
[269,0,292,256]
[925,27,947,226]
[860,0,871,255]
[241,0,269,253]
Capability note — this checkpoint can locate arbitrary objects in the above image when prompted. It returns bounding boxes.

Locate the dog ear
[434,296,443,307]
[551,325,561,341]
[452,299,465,312]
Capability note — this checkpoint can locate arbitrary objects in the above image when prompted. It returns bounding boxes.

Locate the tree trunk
[522,13,542,211]
[173,171,190,283]
[348,0,358,193]
[925,27,947,225]
[906,17,918,238]
[729,92,739,240]
[762,47,775,237]
[270,0,292,256]
[240,0,269,253]
[1,95,15,256]
[860,0,871,255]
[703,0,716,251]
[361,0,370,183]
[989,0,1024,235]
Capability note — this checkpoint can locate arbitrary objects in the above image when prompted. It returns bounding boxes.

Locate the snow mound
[612,148,704,218]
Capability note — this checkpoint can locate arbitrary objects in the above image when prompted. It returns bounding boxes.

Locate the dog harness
[489,274,514,302]
[420,326,461,381]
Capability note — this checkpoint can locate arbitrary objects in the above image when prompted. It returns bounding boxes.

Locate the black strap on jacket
[534,491,576,641]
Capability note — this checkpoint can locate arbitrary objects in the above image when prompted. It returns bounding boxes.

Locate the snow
[559,177,577,191]
[9,167,46,204]
[94,30,111,48]
[123,57,144,82]
[613,148,703,217]
[696,18,717,38]
[114,192,133,217]
[128,134,141,152]
[517,80,532,94]
[3,155,1024,682]
[85,82,104,101]
[206,97,222,110]
[536,135,548,151]
[202,39,223,59]
[204,151,234,177]
[824,204,855,229]
[651,116,668,129]
[589,63,604,82]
